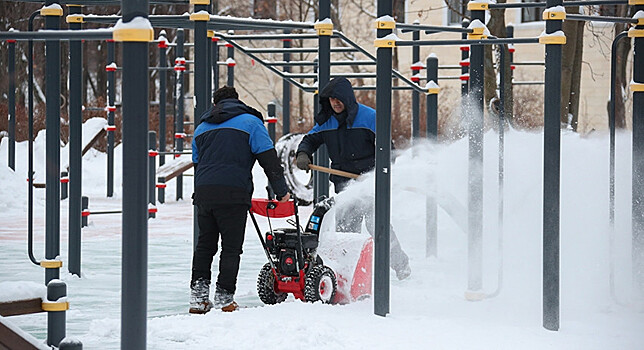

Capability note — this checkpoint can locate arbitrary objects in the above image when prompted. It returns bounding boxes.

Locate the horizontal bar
[243,47,357,54]
[397,23,472,34]
[91,210,122,215]
[513,61,545,66]
[396,37,540,47]
[0,29,112,41]
[265,60,378,67]
[220,33,324,40]
[353,85,423,91]
[566,14,637,24]
[439,65,464,70]
[489,0,627,9]
[514,81,545,85]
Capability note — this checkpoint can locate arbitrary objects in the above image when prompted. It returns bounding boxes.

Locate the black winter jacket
[192,98,288,206]
[296,77,376,191]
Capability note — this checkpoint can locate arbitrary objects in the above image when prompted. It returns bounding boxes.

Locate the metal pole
[107,40,115,197]
[412,26,420,140]
[316,0,331,198]
[60,171,68,200]
[313,58,320,200]
[68,4,83,277]
[632,2,644,308]
[426,55,438,258]
[499,44,506,250]
[227,37,235,86]
[267,102,277,142]
[44,1,61,286]
[543,0,563,331]
[46,280,66,346]
[374,0,392,317]
[43,3,63,347]
[176,29,185,201]
[193,3,211,248]
[119,0,150,347]
[461,19,470,119]
[81,196,88,228]
[609,31,629,301]
[8,39,15,171]
[212,36,219,91]
[283,30,291,136]
[148,131,156,219]
[159,32,168,167]
[467,9,485,298]
[507,25,514,121]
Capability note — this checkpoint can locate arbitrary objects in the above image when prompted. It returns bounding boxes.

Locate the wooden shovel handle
[308,164,359,179]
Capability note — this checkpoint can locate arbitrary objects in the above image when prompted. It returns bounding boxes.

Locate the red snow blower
[249,193,338,304]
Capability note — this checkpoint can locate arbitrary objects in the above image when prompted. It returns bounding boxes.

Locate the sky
[0,125,643,349]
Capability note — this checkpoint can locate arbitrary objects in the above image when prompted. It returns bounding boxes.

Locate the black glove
[295,152,311,170]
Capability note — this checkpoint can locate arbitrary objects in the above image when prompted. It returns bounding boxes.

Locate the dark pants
[191,203,248,294]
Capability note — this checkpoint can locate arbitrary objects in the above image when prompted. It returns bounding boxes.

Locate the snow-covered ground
[1,126,643,349]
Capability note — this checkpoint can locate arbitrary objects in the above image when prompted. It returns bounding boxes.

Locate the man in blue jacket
[295,77,410,280]
[190,86,290,314]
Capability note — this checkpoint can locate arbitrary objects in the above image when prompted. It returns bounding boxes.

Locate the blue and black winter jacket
[297,77,376,191]
[192,98,288,206]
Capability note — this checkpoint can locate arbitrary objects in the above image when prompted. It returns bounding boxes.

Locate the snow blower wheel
[304,265,337,303]
[257,263,287,305]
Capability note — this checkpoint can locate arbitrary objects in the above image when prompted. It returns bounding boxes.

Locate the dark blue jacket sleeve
[296,124,324,158]
[256,149,289,199]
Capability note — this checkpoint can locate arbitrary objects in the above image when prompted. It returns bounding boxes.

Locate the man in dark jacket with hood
[295,77,410,280]
[190,86,290,314]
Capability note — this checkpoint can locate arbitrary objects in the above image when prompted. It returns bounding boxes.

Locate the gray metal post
[58,338,82,350]
[119,0,150,347]
[227,38,235,86]
[374,0,392,317]
[68,4,83,277]
[44,0,61,287]
[159,32,168,167]
[543,0,563,331]
[46,280,66,347]
[467,9,485,297]
[426,55,438,258]
[632,3,644,310]
[8,39,15,170]
[283,30,291,135]
[107,40,115,197]
[61,171,68,200]
[193,2,210,248]
[148,131,156,219]
[212,36,219,91]
[316,0,331,198]
[461,19,470,116]
[499,45,506,254]
[176,29,185,201]
[81,196,88,228]
[412,27,420,139]
[267,102,276,142]
[506,25,514,121]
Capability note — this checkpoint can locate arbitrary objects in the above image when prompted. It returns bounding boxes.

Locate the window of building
[521,0,544,23]
[447,0,469,26]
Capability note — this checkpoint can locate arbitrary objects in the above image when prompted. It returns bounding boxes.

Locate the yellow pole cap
[543,11,566,20]
[40,260,63,268]
[375,20,396,29]
[374,38,396,48]
[539,35,566,45]
[629,0,644,5]
[631,82,644,92]
[314,22,333,36]
[628,29,644,38]
[41,7,64,16]
[42,301,70,312]
[190,12,210,21]
[66,15,84,23]
[638,17,644,26]
[190,0,210,4]
[467,2,489,11]
[426,87,440,95]
[207,30,214,38]
[113,28,153,42]
[467,34,488,40]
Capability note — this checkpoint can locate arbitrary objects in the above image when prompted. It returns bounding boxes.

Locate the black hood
[200,98,264,124]
[316,77,359,126]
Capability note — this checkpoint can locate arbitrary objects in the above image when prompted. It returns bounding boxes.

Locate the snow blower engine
[249,194,337,304]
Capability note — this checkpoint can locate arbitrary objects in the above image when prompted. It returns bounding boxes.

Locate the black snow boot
[189,278,213,314]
